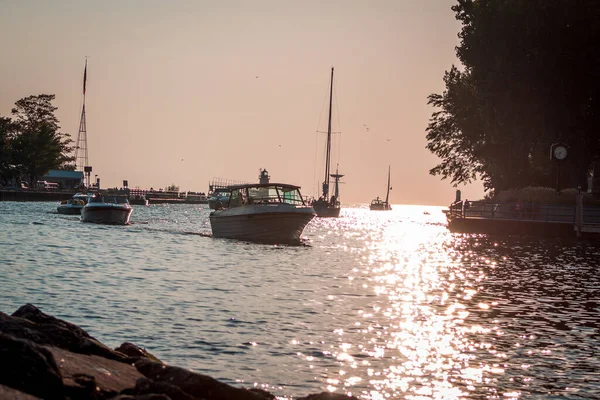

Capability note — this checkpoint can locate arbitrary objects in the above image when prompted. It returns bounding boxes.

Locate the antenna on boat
[322,67,334,200]
[74,58,92,187]
[385,165,391,204]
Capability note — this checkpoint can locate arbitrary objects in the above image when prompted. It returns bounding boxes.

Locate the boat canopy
[221,183,306,207]
[226,183,301,190]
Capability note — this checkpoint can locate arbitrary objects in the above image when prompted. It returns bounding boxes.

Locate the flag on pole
[83,61,87,94]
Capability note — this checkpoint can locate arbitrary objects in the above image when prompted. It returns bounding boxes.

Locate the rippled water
[1,201,599,399]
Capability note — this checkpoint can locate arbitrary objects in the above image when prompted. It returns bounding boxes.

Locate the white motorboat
[57,192,93,215]
[81,193,133,225]
[209,182,315,244]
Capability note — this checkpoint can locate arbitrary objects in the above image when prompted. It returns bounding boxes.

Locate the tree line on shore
[427,0,600,195]
[0,94,74,188]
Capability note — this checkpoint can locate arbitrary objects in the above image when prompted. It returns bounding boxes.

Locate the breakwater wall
[1,304,354,400]
[0,190,76,202]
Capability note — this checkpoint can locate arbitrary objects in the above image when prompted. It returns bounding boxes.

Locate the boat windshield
[223,185,306,208]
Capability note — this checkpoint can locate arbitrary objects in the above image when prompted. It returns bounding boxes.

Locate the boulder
[131,377,196,400]
[1,305,127,362]
[111,395,171,400]
[48,346,144,397]
[115,342,162,363]
[0,384,41,400]
[0,333,64,399]
[135,359,272,400]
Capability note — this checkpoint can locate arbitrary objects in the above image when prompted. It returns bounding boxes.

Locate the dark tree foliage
[427,0,600,192]
[0,94,74,186]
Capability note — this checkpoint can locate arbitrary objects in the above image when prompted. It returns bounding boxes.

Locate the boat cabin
[89,193,130,204]
[217,183,307,209]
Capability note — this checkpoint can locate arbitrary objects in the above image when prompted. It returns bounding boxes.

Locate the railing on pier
[448,200,577,224]
[208,177,248,192]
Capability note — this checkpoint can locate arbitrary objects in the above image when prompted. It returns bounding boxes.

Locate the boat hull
[210,206,314,244]
[312,202,341,218]
[81,206,133,225]
[370,203,392,211]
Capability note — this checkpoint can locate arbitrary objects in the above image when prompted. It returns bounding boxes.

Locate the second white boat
[81,193,133,225]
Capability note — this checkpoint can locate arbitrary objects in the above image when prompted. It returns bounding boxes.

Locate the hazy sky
[0,0,484,205]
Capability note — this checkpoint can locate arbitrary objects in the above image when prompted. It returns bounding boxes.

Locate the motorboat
[312,67,344,218]
[57,192,93,215]
[370,165,392,211]
[129,194,149,206]
[209,182,315,244]
[81,193,133,224]
[208,188,231,210]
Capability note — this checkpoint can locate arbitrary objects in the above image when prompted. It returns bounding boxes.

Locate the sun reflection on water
[317,206,493,399]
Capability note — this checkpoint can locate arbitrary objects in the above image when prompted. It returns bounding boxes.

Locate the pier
[0,188,208,205]
[446,197,600,238]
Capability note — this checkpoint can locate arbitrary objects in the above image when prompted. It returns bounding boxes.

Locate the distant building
[42,170,84,189]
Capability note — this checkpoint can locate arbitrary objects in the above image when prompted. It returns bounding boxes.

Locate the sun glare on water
[311,205,504,399]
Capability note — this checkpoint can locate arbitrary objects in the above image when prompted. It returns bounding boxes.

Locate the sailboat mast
[74,59,89,185]
[323,67,334,200]
[385,165,391,204]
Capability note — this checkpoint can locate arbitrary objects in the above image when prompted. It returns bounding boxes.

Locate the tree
[0,117,17,184]
[8,94,74,185]
[427,0,600,193]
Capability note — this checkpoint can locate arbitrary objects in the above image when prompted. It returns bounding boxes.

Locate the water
[1,201,599,399]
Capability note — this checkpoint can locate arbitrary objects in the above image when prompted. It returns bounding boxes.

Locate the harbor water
[1,202,599,399]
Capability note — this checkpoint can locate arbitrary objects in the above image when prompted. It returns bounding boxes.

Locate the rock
[0,333,64,399]
[115,342,162,363]
[0,384,41,400]
[48,346,144,397]
[135,359,272,400]
[1,305,127,362]
[296,393,359,400]
[13,304,93,340]
[111,395,171,400]
[248,388,275,400]
[132,377,196,400]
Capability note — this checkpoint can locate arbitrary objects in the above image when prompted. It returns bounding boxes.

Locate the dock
[446,198,600,238]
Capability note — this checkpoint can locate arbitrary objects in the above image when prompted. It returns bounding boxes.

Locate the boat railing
[449,200,577,223]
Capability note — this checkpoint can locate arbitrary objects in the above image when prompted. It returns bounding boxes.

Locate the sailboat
[312,67,343,218]
[370,165,392,211]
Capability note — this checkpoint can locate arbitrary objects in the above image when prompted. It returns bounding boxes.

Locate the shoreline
[1,304,355,400]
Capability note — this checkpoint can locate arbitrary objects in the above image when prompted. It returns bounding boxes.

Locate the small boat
[57,192,93,215]
[312,67,344,218]
[129,194,149,206]
[370,165,392,211]
[81,193,133,224]
[209,182,315,244]
[208,187,231,210]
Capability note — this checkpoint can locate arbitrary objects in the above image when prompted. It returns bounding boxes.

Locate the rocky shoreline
[1,304,357,400]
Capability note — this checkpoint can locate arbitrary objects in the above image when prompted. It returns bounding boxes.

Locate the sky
[0,0,485,205]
